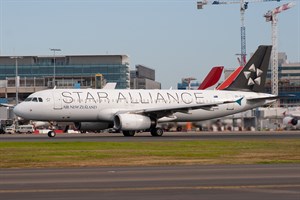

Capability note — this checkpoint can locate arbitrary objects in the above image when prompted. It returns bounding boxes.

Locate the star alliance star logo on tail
[243,64,263,86]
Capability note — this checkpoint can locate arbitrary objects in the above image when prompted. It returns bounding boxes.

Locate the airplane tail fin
[198,66,224,90]
[216,66,243,90]
[224,45,272,93]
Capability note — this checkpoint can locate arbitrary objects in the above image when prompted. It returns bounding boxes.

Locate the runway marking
[1,184,300,193]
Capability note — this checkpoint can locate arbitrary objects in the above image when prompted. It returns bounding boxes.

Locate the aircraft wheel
[122,130,135,137]
[48,131,56,138]
[176,127,182,132]
[151,128,164,137]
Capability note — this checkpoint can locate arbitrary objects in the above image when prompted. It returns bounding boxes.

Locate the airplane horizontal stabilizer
[246,96,278,104]
[246,94,294,102]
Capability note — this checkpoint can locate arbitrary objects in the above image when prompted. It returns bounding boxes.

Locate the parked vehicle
[15,125,35,134]
[0,124,5,134]
[5,125,15,134]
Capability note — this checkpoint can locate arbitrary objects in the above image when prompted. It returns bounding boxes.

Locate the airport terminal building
[130,65,161,89]
[0,54,163,124]
[0,54,130,101]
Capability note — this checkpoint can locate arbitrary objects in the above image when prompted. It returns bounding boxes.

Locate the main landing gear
[48,130,56,138]
[122,127,164,137]
[122,130,136,137]
[47,121,57,138]
[150,127,164,136]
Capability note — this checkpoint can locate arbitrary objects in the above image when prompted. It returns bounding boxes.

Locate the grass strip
[0,139,299,168]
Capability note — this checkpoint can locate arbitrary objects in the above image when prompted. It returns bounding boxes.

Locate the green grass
[0,139,300,168]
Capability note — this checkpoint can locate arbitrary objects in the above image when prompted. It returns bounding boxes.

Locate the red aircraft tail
[198,66,224,90]
[216,66,243,90]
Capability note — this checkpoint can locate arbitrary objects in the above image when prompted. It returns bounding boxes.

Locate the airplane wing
[290,113,300,118]
[122,98,242,119]
[0,103,15,108]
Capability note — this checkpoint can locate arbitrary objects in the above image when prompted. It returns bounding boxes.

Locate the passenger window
[38,98,43,102]
[32,97,38,102]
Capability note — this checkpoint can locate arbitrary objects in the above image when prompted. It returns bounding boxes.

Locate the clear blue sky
[0,0,299,88]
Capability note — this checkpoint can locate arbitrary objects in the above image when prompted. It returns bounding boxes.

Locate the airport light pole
[10,56,23,127]
[50,48,61,87]
[10,56,23,106]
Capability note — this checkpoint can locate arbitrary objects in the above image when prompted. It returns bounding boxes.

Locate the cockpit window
[24,97,43,102]
[25,98,32,102]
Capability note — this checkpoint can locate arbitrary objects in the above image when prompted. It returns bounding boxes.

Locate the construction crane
[182,77,197,90]
[264,2,295,97]
[197,0,281,66]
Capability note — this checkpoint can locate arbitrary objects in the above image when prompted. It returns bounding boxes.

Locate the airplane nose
[13,104,23,117]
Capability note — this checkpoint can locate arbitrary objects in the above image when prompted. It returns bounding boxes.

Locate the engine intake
[291,118,298,126]
[114,114,155,131]
[283,116,299,127]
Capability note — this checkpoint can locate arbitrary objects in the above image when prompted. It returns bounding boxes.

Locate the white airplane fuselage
[13,89,274,123]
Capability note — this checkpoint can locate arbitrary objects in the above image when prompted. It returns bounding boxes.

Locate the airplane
[13,45,277,137]
[282,107,300,129]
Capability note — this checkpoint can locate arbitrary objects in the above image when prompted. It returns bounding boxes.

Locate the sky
[0,0,299,88]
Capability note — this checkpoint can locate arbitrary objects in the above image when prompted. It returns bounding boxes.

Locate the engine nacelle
[74,122,112,132]
[291,118,298,126]
[283,116,299,127]
[114,114,155,131]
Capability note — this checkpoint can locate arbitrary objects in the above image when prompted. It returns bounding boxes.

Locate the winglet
[235,97,244,106]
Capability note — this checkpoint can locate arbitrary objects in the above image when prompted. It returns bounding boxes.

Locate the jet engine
[290,118,298,126]
[282,116,300,130]
[114,114,156,131]
[283,116,298,126]
[74,122,112,132]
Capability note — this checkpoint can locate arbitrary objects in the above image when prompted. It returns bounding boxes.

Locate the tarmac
[1,131,300,200]
[1,130,300,142]
[1,164,299,200]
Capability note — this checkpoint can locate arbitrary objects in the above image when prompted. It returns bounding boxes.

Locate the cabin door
[53,91,62,110]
